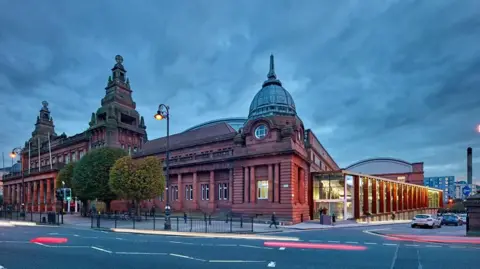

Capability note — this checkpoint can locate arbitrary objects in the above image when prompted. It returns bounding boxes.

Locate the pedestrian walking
[269,212,278,229]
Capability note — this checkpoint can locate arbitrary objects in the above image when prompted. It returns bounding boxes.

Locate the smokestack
[467,147,472,185]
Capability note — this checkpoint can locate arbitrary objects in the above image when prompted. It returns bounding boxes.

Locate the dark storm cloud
[0,0,479,182]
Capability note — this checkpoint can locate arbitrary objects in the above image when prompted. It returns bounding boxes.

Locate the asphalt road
[0,224,478,269]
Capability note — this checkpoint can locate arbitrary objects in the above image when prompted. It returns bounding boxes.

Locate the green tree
[72,147,127,212]
[56,162,76,195]
[110,156,165,215]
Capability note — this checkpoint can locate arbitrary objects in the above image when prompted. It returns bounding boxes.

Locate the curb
[282,221,411,231]
[111,228,300,241]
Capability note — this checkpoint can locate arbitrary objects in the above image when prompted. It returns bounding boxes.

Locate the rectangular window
[218,183,229,200]
[79,150,85,159]
[201,184,209,200]
[65,155,70,164]
[257,180,268,200]
[185,185,193,200]
[72,152,77,162]
[171,186,178,200]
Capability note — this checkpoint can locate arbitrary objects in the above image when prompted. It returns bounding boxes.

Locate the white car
[458,213,467,223]
[411,214,442,228]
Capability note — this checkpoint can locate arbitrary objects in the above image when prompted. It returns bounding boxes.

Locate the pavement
[1,222,479,268]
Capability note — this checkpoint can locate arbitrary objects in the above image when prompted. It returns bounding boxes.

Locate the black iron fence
[0,210,63,225]
[91,212,255,233]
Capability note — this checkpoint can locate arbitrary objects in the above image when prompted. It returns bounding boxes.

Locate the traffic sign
[463,185,472,197]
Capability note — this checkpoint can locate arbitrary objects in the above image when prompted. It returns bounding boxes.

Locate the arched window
[254,124,268,139]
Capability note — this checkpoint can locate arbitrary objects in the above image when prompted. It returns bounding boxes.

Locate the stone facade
[1,55,147,212]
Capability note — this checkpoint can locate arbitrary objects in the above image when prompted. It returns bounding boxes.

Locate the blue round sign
[463,186,471,196]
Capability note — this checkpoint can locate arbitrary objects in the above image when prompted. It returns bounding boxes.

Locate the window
[128,146,131,155]
[185,185,193,200]
[218,183,229,200]
[65,155,70,164]
[171,186,179,200]
[72,152,77,162]
[79,150,85,159]
[52,157,56,164]
[201,184,210,200]
[133,147,138,153]
[257,180,268,199]
[121,144,125,149]
[58,155,63,163]
[254,124,268,139]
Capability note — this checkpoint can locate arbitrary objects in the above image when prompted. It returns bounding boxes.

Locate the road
[0,223,478,269]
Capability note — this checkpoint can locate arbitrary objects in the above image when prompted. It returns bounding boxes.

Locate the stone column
[17,184,21,205]
[26,182,31,210]
[33,181,38,212]
[192,172,198,210]
[268,164,273,202]
[39,180,45,212]
[177,174,183,210]
[249,166,256,204]
[228,169,233,203]
[209,171,215,211]
[46,178,51,211]
[244,167,249,203]
[3,185,8,204]
[53,177,57,206]
[299,168,306,204]
[274,164,280,203]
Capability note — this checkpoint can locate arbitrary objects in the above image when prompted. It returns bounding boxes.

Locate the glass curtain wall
[313,173,352,221]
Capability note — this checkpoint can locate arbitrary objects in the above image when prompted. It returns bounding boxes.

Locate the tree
[110,156,165,215]
[56,162,76,195]
[72,147,127,212]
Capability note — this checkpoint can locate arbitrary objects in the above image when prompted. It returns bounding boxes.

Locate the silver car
[411,214,442,228]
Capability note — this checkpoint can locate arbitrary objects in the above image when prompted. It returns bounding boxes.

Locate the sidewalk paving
[283,220,412,230]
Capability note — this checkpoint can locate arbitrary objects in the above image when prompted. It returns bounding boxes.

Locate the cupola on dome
[248,55,296,119]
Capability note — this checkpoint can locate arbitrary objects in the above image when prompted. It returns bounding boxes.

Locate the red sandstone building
[2,55,442,223]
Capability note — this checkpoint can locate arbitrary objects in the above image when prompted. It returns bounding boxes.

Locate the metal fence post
[153,215,156,230]
[190,217,193,232]
[176,217,179,231]
[209,215,212,225]
[240,216,243,228]
[230,215,233,232]
[30,211,33,222]
[205,217,207,233]
[251,217,254,232]
[115,215,117,228]
[133,215,136,229]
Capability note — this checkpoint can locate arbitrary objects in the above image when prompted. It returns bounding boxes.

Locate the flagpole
[48,132,53,170]
[38,137,41,172]
[28,141,31,173]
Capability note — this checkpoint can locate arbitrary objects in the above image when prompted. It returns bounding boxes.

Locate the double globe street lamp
[154,104,172,230]
[10,147,25,213]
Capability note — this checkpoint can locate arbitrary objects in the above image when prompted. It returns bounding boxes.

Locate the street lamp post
[154,104,171,230]
[10,147,25,213]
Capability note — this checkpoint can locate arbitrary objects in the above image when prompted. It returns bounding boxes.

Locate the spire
[267,54,276,79]
[111,55,126,83]
[262,54,282,87]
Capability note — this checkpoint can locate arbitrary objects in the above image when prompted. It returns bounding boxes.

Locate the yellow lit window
[257,180,268,200]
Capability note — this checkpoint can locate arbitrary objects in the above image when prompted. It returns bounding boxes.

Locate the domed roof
[248,55,296,119]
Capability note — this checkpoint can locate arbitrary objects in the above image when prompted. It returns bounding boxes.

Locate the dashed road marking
[217,244,237,247]
[268,261,276,267]
[425,245,441,248]
[383,243,398,246]
[239,244,264,249]
[308,240,322,242]
[91,246,112,253]
[405,244,420,247]
[116,252,166,255]
[364,242,377,245]
[346,241,359,244]
[449,246,466,249]
[328,240,340,243]
[170,253,206,262]
[208,260,265,263]
[279,247,286,250]
[169,241,194,245]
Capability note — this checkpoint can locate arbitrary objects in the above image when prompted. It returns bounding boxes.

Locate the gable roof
[137,122,237,157]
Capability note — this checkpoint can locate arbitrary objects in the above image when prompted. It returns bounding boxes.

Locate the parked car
[411,214,442,228]
[441,214,462,226]
[458,213,467,223]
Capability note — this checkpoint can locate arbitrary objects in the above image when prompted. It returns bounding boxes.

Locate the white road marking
[91,246,112,253]
[449,246,466,249]
[73,235,79,237]
[390,244,400,269]
[405,244,420,247]
[308,240,322,242]
[169,253,206,262]
[33,242,51,247]
[169,241,194,245]
[279,247,286,250]
[116,252,166,255]
[346,241,359,244]
[0,241,30,244]
[268,261,276,267]
[239,244,264,249]
[217,244,237,247]
[383,243,397,246]
[425,245,441,248]
[115,238,124,240]
[48,233,59,235]
[100,231,109,234]
[0,265,6,269]
[364,242,377,245]
[201,243,214,246]
[417,249,423,269]
[208,260,265,263]
[328,240,340,243]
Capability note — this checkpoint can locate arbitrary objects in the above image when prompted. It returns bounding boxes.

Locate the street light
[154,104,171,230]
[10,147,25,212]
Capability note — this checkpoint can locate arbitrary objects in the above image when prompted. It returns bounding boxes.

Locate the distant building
[345,158,425,185]
[423,176,455,203]
[454,180,477,200]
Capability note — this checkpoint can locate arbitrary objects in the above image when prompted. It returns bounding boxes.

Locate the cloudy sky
[0,0,479,183]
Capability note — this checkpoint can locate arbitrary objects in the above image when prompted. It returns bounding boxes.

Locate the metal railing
[90,212,255,233]
[0,209,63,225]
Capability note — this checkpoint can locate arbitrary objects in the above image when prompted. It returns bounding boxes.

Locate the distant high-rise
[467,147,473,185]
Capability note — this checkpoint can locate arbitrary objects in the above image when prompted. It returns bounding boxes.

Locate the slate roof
[137,122,237,157]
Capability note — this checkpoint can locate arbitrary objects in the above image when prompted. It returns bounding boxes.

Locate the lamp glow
[10,152,17,158]
[154,112,164,120]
